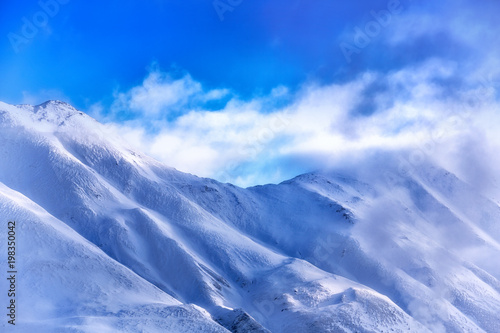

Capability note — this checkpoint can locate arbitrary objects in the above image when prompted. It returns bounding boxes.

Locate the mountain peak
[37,99,72,106]
[0,100,94,135]
[33,99,81,117]
[36,99,75,109]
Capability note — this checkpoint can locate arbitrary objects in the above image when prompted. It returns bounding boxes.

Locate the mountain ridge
[1,100,499,332]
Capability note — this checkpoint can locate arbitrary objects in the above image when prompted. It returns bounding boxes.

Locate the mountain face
[1,100,499,332]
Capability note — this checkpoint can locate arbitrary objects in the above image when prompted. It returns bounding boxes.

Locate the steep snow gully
[0,101,499,332]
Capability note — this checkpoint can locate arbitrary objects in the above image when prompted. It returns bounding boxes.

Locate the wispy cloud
[94,57,499,188]
[110,69,229,118]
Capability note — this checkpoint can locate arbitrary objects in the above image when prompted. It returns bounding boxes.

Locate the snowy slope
[0,182,229,333]
[0,100,499,332]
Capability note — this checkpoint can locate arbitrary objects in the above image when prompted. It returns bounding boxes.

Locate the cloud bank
[94,59,499,190]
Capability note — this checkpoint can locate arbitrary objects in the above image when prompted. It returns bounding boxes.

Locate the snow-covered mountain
[1,100,499,332]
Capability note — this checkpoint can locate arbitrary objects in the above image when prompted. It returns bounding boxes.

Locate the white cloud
[98,60,499,188]
[111,70,229,116]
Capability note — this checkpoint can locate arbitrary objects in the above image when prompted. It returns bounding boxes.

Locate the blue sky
[1,0,499,186]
